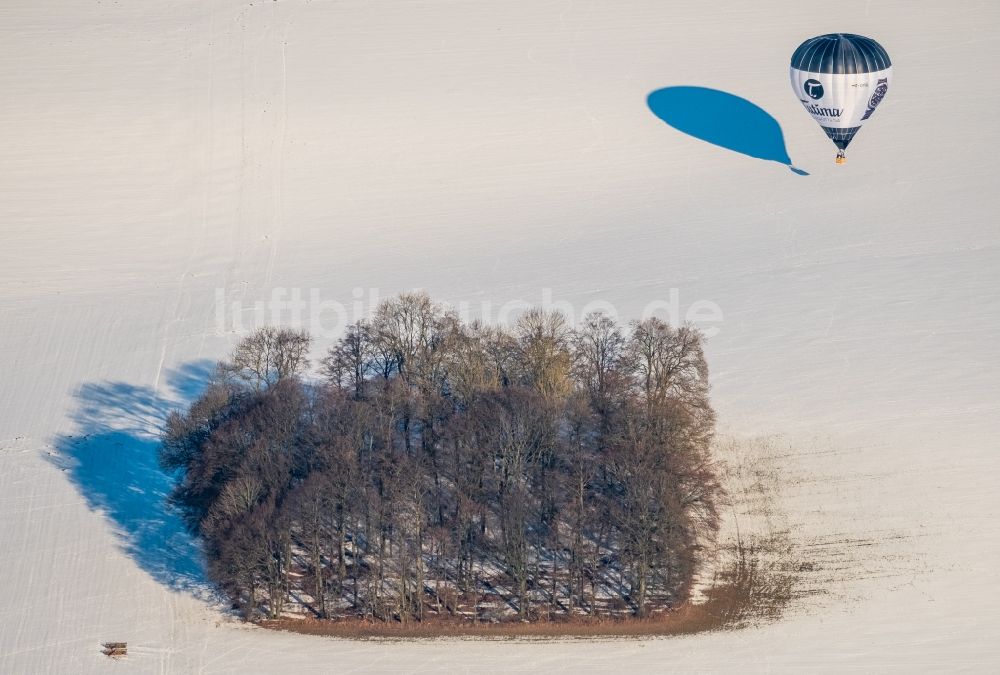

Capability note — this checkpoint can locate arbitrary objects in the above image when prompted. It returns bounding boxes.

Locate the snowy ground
[2,0,998,671]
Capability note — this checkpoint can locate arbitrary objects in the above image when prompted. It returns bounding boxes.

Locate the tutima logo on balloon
[803,78,824,99]
[801,102,842,119]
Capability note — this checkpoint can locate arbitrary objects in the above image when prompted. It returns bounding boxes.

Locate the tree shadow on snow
[49,360,218,597]
[647,86,808,175]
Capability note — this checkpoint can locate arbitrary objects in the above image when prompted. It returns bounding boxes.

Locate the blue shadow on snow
[49,359,218,595]
[647,86,808,175]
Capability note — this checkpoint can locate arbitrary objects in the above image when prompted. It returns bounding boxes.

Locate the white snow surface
[2,0,998,672]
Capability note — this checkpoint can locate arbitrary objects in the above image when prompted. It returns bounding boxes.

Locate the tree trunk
[313,525,325,618]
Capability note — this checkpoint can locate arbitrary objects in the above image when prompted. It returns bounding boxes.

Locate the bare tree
[221,326,311,391]
[515,308,573,399]
[627,319,714,445]
[323,320,373,399]
[371,291,454,391]
[573,311,627,405]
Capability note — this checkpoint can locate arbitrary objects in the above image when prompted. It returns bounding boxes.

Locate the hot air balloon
[790,34,892,164]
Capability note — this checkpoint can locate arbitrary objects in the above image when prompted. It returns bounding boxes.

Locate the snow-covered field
[2,0,998,671]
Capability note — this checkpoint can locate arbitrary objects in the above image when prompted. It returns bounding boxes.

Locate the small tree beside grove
[162,293,721,622]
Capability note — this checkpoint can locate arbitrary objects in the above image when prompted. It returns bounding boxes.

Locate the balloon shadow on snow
[48,360,218,596]
[647,86,808,175]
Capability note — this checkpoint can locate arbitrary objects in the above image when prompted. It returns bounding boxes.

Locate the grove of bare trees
[161,293,721,623]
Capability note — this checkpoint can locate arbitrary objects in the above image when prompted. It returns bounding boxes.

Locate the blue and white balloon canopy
[790,34,892,163]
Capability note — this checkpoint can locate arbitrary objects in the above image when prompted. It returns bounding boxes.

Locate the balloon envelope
[790,34,892,150]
